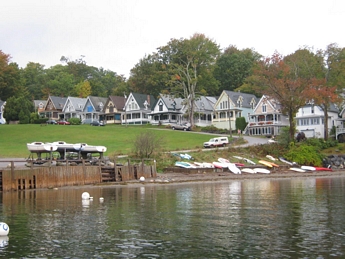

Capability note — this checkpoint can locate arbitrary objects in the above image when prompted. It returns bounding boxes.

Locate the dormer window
[262,103,267,113]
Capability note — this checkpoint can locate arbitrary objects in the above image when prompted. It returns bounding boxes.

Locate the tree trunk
[323,105,329,140]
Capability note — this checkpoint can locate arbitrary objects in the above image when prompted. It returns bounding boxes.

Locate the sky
[1,0,344,78]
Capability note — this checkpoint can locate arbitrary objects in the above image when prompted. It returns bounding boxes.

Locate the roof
[131,93,157,110]
[48,96,68,110]
[224,90,259,108]
[108,96,126,110]
[88,96,108,112]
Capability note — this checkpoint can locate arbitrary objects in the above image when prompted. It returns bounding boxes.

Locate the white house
[0,99,6,124]
[149,94,184,125]
[296,103,340,139]
[122,93,156,125]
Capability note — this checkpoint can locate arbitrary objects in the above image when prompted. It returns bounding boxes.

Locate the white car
[203,137,229,148]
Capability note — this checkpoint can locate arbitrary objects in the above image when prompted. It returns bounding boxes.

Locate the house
[122,93,156,125]
[33,100,47,117]
[62,97,87,120]
[0,99,6,124]
[104,96,126,124]
[43,96,68,120]
[296,102,340,139]
[149,94,184,125]
[81,96,108,124]
[213,90,258,131]
[245,95,289,136]
[193,96,217,127]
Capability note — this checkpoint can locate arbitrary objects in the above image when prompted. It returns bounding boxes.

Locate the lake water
[0,176,345,258]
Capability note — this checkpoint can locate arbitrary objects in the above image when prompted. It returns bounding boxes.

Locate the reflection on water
[0,176,345,258]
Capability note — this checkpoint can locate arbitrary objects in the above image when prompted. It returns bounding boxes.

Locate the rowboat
[241,168,256,174]
[258,160,273,168]
[289,167,306,173]
[243,158,256,165]
[301,166,316,171]
[175,161,196,168]
[253,168,270,174]
[228,163,241,174]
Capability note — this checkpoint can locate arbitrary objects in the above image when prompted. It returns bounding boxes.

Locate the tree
[157,33,220,127]
[128,54,169,97]
[0,51,21,100]
[214,45,261,92]
[3,94,33,123]
[21,62,46,100]
[74,80,92,98]
[254,52,309,140]
[133,131,165,158]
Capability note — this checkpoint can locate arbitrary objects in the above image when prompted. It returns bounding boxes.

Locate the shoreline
[95,170,345,188]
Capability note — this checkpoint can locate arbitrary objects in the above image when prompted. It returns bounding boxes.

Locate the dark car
[90,120,105,126]
[46,119,57,124]
[57,120,70,125]
[171,122,191,131]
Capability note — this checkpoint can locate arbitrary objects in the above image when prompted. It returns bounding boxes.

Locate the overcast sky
[1,0,344,78]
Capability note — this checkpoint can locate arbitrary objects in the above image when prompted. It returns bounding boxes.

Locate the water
[1,176,345,258]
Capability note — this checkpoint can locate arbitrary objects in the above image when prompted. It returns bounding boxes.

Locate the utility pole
[228,95,232,138]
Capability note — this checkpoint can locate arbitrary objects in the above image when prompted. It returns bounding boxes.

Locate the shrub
[69,118,81,125]
[285,144,323,166]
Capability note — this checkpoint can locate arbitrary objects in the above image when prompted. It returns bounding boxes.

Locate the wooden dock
[0,159,157,191]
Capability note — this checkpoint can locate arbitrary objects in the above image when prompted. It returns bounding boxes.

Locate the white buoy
[0,223,9,236]
[81,192,90,200]
[139,176,145,182]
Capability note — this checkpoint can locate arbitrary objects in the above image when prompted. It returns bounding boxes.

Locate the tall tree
[157,33,220,127]
[0,51,21,100]
[128,54,169,98]
[214,45,261,92]
[254,52,309,140]
[21,62,46,100]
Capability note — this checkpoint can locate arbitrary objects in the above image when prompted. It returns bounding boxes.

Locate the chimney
[147,95,150,105]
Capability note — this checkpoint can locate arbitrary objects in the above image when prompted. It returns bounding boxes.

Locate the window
[159,103,163,111]
[262,104,267,113]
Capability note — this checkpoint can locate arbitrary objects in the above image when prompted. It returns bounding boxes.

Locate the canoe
[213,161,228,168]
[266,155,276,161]
[314,167,332,171]
[175,161,196,168]
[289,167,306,173]
[180,153,192,160]
[260,160,279,167]
[202,162,214,168]
[228,163,241,174]
[218,158,230,163]
[253,168,270,174]
[233,156,243,160]
[279,157,294,166]
[258,160,273,168]
[241,168,256,174]
[243,158,256,165]
[234,163,245,167]
[301,166,316,171]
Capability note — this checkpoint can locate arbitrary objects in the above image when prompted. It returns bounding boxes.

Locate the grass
[0,124,221,159]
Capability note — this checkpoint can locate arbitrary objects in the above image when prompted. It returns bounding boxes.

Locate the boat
[253,168,270,174]
[233,156,243,160]
[228,163,241,174]
[241,168,256,174]
[201,162,214,168]
[243,158,256,165]
[301,166,316,171]
[266,155,276,161]
[175,161,196,168]
[314,167,332,171]
[258,160,273,168]
[289,167,306,173]
[27,142,58,153]
[180,153,192,160]
[279,157,294,166]
[234,163,245,167]
[212,161,228,168]
[218,158,230,163]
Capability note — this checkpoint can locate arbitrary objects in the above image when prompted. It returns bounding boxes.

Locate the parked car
[46,119,57,124]
[57,120,70,125]
[171,122,191,131]
[203,137,229,148]
[90,120,105,126]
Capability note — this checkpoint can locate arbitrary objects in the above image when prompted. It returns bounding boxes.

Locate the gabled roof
[107,96,126,110]
[130,93,157,110]
[157,94,184,111]
[63,97,87,112]
[195,96,217,112]
[253,95,281,113]
[46,96,68,110]
[87,96,108,112]
[34,100,46,108]
[224,90,259,108]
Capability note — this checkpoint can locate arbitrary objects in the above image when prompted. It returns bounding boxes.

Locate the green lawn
[0,124,218,158]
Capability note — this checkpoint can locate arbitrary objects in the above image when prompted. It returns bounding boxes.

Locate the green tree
[3,95,33,123]
[44,65,75,97]
[214,45,261,92]
[21,62,46,100]
[157,33,220,127]
[74,80,92,98]
[0,51,21,100]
